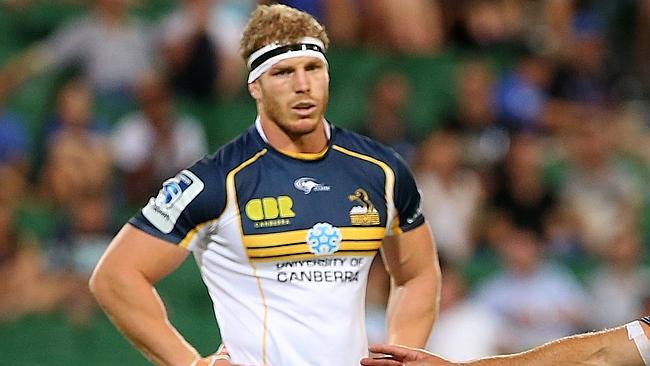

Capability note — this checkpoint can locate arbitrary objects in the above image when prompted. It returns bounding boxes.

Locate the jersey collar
[254,116,332,161]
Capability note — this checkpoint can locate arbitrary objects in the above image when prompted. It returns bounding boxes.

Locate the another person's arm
[381,223,441,347]
[362,321,650,366]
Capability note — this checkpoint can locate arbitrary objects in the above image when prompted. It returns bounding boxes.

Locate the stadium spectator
[426,258,505,361]
[269,0,444,53]
[261,0,361,46]
[549,10,614,104]
[39,79,111,214]
[360,71,417,165]
[365,0,444,54]
[489,134,558,237]
[589,226,650,330]
[556,107,643,256]
[110,72,208,206]
[0,164,80,322]
[494,51,554,133]
[636,0,650,92]
[0,0,153,114]
[444,59,509,173]
[159,0,254,99]
[37,79,111,323]
[472,228,590,353]
[0,70,30,173]
[415,129,484,264]
[0,103,29,171]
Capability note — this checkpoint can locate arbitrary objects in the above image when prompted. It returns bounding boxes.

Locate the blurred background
[1,0,650,364]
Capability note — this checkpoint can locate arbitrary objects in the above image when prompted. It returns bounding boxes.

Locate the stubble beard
[263,91,329,139]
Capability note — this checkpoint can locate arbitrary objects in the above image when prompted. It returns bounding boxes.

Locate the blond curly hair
[240,4,330,62]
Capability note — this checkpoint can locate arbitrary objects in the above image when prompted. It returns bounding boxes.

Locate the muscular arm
[381,223,441,347]
[466,326,644,366]
[89,224,199,366]
[363,323,648,366]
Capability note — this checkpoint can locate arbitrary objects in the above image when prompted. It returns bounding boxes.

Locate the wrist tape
[626,320,650,365]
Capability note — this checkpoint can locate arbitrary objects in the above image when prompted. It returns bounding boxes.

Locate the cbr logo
[245,196,296,221]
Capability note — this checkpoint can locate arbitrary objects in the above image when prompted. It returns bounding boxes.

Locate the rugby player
[90,4,441,366]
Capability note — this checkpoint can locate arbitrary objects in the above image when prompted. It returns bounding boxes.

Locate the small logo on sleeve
[142,170,204,234]
[156,180,183,208]
[406,203,423,225]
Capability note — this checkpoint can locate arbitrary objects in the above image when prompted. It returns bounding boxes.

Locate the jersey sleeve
[391,152,425,234]
[128,156,225,249]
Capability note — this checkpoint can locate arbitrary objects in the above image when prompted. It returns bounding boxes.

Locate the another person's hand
[194,345,237,366]
[194,356,235,366]
[360,344,458,366]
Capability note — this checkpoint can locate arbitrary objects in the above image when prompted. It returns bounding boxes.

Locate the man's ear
[248,81,261,100]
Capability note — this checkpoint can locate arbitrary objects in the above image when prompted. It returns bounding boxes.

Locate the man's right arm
[362,322,648,366]
[89,224,200,366]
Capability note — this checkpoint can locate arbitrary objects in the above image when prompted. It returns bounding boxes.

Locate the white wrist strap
[189,355,226,366]
[626,321,650,365]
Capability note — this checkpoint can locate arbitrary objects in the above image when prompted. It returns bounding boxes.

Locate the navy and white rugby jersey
[130,120,425,366]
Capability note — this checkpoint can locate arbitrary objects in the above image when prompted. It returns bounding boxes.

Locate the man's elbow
[88,263,108,299]
[89,261,122,303]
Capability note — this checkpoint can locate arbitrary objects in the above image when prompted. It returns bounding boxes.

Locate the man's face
[251,56,329,138]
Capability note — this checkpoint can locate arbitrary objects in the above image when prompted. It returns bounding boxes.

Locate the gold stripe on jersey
[246,240,382,258]
[225,148,270,365]
[250,250,379,263]
[179,227,199,249]
[391,218,403,235]
[243,226,386,248]
[331,145,397,235]
[178,220,215,249]
[247,244,310,258]
[226,149,268,210]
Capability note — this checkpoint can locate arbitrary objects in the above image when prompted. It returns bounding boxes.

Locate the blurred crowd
[1,0,650,362]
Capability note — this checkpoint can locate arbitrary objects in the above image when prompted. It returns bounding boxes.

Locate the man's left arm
[381,223,441,347]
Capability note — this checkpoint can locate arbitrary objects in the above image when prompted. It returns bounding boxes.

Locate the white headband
[247,37,327,83]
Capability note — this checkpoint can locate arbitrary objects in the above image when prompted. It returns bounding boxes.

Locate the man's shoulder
[332,126,399,163]
[202,125,266,173]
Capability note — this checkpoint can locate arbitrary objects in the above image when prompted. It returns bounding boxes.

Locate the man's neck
[256,116,329,154]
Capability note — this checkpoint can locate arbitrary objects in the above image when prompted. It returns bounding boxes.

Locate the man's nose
[293,69,310,93]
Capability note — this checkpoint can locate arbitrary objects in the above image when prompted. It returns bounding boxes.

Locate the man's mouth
[292,102,316,116]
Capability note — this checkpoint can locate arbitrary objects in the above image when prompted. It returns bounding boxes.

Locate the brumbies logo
[294,177,331,194]
[142,170,204,234]
[306,222,342,255]
[155,180,183,208]
[348,188,380,225]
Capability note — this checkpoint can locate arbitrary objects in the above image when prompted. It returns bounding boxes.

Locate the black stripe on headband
[249,43,324,71]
